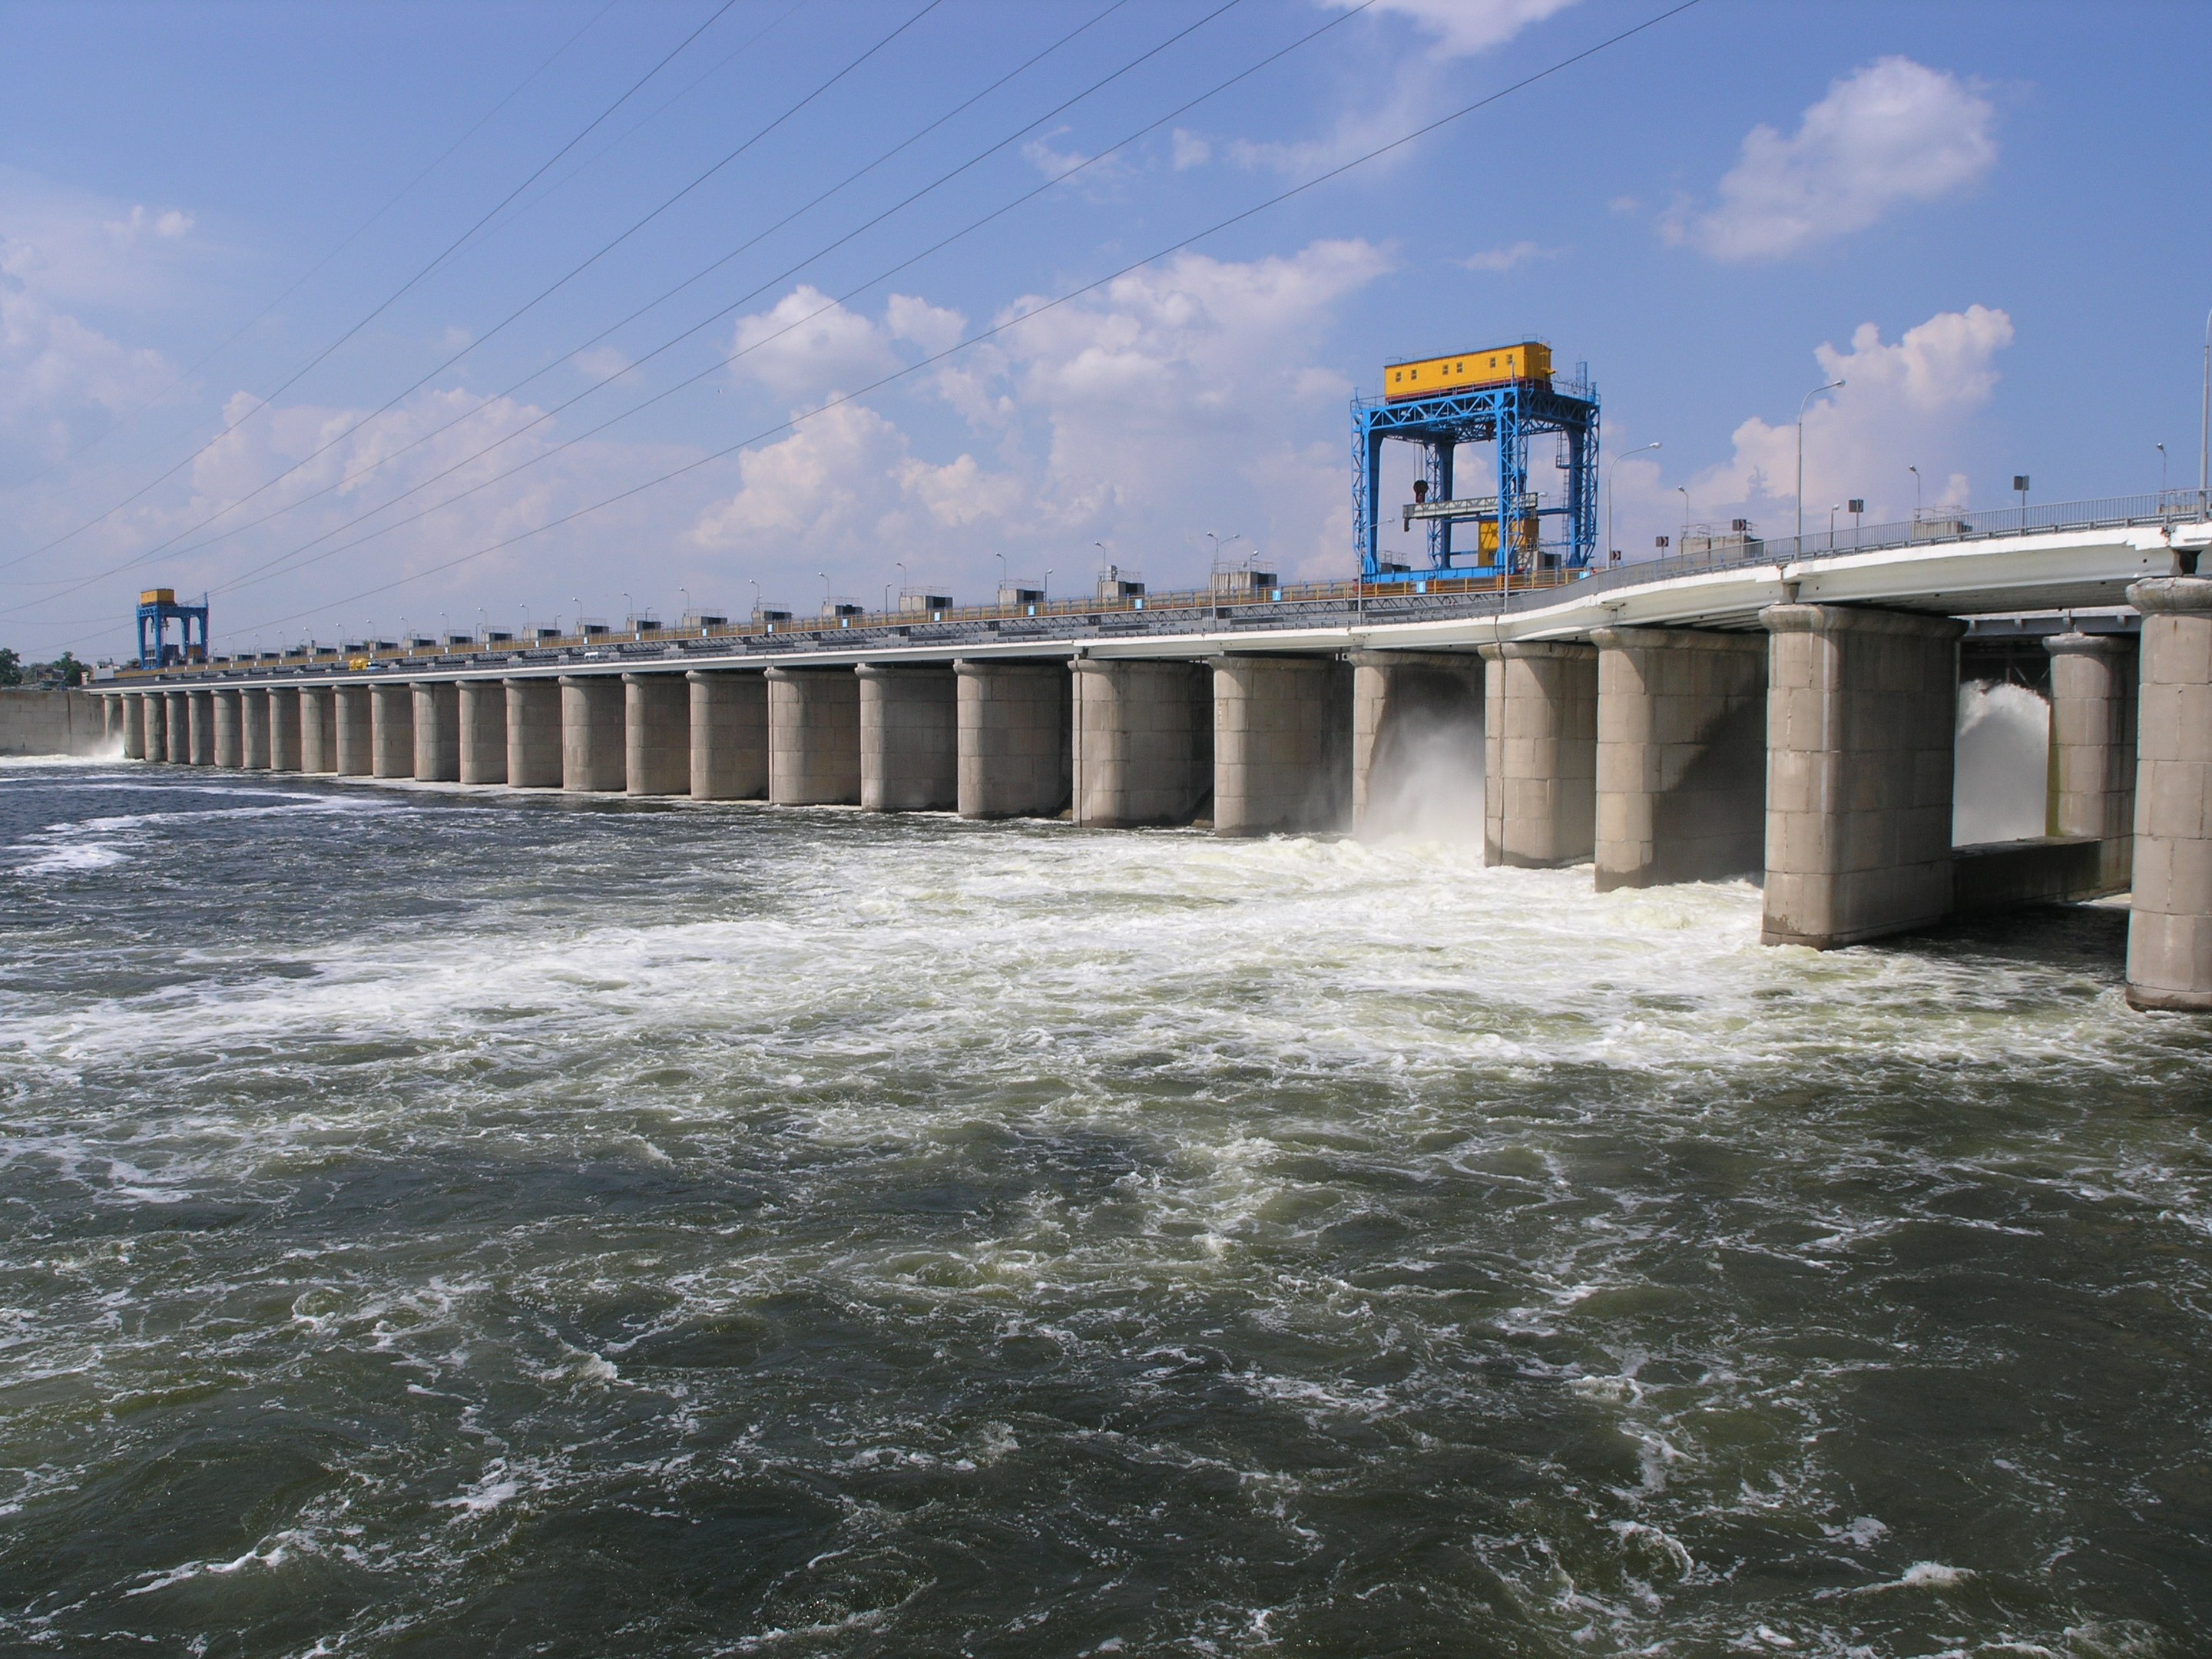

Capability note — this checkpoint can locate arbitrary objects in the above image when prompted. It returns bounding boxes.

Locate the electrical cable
[211,0,1704,641]
[5,0,748,572]
[5,0,945,601]
[193,0,1368,608]
[155,0,1147,578]
[0,0,622,498]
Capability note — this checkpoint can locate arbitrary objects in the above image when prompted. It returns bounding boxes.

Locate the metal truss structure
[1353,369,1599,582]
[136,592,210,669]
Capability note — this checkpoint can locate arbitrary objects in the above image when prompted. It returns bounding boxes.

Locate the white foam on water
[1955,680,2051,844]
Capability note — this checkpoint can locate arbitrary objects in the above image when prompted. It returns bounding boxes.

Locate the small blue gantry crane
[1352,339,1599,583]
[136,588,209,668]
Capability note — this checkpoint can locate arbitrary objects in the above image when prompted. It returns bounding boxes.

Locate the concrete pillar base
[1591,627,1767,891]
[561,676,626,792]
[1760,604,1963,949]
[459,680,508,783]
[506,680,562,788]
[240,690,272,769]
[2125,578,2212,1012]
[267,688,302,772]
[625,674,690,796]
[165,692,190,764]
[955,660,1068,820]
[213,690,243,768]
[859,664,955,811]
[1211,654,1350,836]
[187,690,214,765]
[2045,631,2136,896]
[300,687,338,774]
[1072,658,1213,828]
[334,686,373,776]
[1479,641,1598,867]
[123,694,148,760]
[412,681,460,781]
[767,667,862,805]
[688,671,768,800]
[1349,651,1484,839]
[371,684,416,779]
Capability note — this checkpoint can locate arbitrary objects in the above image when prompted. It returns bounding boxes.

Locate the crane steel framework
[135,591,209,670]
[1352,365,1599,581]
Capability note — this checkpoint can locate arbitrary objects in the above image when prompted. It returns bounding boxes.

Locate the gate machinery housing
[1352,339,1598,583]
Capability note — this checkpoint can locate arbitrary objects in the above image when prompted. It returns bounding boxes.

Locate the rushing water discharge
[3,758,2210,1657]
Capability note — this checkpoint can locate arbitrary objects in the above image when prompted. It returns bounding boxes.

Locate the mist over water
[4,760,2210,1657]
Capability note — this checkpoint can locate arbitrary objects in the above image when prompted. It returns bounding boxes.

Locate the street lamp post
[1909,465,1921,522]
[1608,442,1661,565]
[1676,485,1689,545]
[2158,442,2168,500]
[1796,379,1845,543]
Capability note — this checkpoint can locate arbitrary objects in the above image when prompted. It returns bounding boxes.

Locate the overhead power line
[0,0,624,498]
[197,0,1338,604]
[5,0,750,573]
[6,0,945,604]
[217,0,1704,641]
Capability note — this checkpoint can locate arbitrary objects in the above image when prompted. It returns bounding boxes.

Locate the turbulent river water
[3,757,2210,1658]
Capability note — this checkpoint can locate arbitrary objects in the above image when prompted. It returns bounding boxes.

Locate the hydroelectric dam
[82,488,2212,1013]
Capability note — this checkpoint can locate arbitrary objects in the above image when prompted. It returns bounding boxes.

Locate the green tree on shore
[0,647,21,687]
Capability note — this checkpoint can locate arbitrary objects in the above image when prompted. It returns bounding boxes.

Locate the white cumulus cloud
[1688,304,2015,528]
[1674,58,1997,261]
[728,285,899,402]
[1322,0,1582,58]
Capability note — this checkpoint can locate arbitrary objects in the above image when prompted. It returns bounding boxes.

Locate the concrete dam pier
[92,578,2210,1014]
[84,495,2212,1012]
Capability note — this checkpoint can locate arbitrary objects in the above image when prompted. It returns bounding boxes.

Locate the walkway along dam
[86,494,2212,1013]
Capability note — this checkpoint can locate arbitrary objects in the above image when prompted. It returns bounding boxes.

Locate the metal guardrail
[113,489,2207,686]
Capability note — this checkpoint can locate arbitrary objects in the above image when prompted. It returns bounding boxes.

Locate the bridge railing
[1575,488,2210,604]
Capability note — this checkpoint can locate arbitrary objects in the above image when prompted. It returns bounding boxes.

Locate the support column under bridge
[267,688,300,772]
[688,671,767,801]
[240,690,271,770]
[955,660,1068,820]
[507,680,562,789]
[459,681,506,784]
[858,663,955,812]
[1210,654,1350,837]
[301,687,338,774]
[213,689,242,768]
[1071,658,1213,829]
[334,686,373,777]
[371,684,416,780]
[2127,577,2212,1012]
[561,676,625,793]
[1590,628,1767,891]
[626,673,690,797]
[1759,604,1962,949]
[1479,641,1597,868]
[413,682,460,783]
[2045,631,2136,895]
[122,693,147,760]
[767,667,861,806]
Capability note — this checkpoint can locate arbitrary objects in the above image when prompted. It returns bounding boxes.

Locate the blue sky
[1,0,2207,661]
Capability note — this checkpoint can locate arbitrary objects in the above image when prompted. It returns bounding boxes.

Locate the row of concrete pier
[102,579,2212,1012]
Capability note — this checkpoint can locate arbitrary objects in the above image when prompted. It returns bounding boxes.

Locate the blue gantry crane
[1353,339,1598,583]
[136,588,209,669]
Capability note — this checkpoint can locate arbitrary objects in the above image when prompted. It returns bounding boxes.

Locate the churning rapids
[3,759,2210,1658]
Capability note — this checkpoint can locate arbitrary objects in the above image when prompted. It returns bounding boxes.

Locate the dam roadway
[98,492,2212,1012]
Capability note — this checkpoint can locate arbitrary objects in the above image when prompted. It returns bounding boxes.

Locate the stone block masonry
[625,673,690,796]
[688,671,768,801]
[1590,628,1766,890]
[371,684,416,779]
[1211,654,1351,836]
[767,667,862,806]
[1479,641,1598,868]
[859,664,956,812]
[506,680,563,788]
[2045,631,2135,896]
[1759,604,1962,949]
[955,660,1068,820]
[412,681,461,783]
[459,681,507,784]
[334,686,373,777]
[1071,659,1214,829]
[561,676,626,793]
[2126,577,2212,1011]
